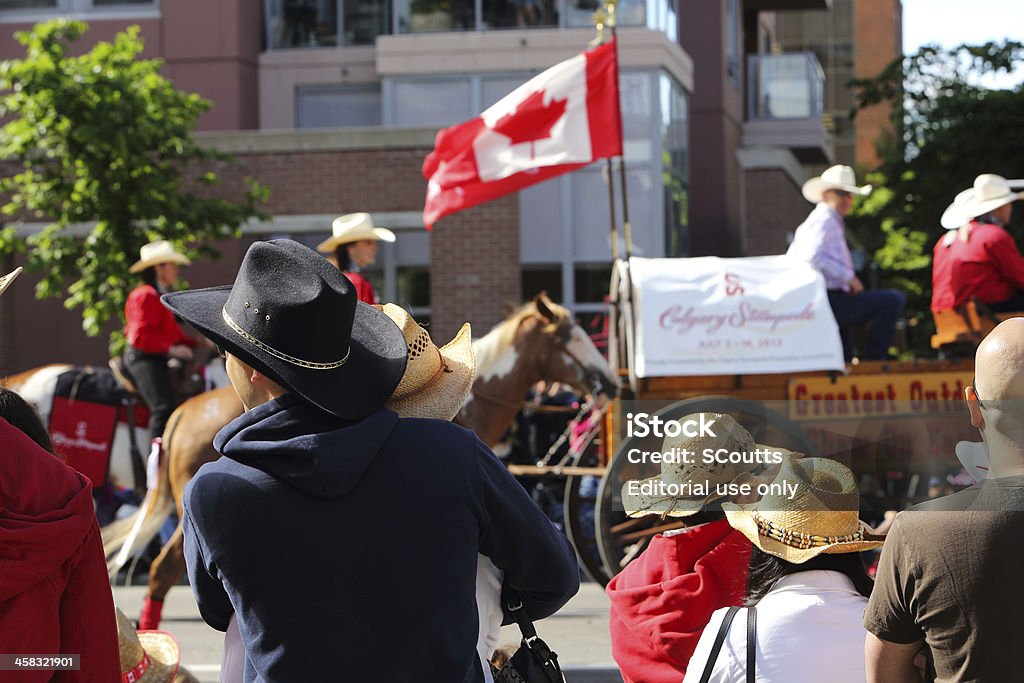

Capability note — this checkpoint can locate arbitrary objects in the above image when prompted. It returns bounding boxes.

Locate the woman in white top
[684,457,885,683]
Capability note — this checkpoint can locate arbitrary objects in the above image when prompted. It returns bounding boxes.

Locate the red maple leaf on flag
[491,89,568,159]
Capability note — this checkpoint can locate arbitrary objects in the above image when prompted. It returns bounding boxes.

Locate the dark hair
[139,266,158,288]
[0,387,54,453]
[333,244,355,272]
[744,546,873,606]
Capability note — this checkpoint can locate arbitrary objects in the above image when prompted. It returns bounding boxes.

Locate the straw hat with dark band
[723,457,884,564]
[376,303,474,421]
[129,240,191,274]
[116,608,198,683]
[317,213,396,253]
[0,266,22,298]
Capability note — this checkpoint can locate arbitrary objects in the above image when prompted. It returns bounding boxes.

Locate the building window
[574,263,612,304]
[1,0,155,10]
[342,0,391,44]
[482,0,558,30]
[726,0,740,88]
[522,265,563,302]
[296,85,382,128]
[266,0,338,47]
[392,78,472,126]
[395,0,474,33]
[660,73,688,256]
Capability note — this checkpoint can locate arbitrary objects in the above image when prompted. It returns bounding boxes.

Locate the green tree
[846,40,1024,355]
[0,19,267,351]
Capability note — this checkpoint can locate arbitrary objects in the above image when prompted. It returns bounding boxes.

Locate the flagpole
[593,9,619,264]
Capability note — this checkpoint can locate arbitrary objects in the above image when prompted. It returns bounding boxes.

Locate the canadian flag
[422,39,622,229]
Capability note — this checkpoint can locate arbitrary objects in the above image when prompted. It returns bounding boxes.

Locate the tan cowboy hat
[376,303,474,421]
[723,457,884,564]
[958,174,1024,221]
[129,240,191,274]
[802,165,872,204]
[941,187,977,230]
[116,607,199,683]
[0,266,22,298]
[316,213,397,253]
[622,413,789,518]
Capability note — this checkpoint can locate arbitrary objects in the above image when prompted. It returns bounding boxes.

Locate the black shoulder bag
[490,592,565,683]
[697,605,757,683]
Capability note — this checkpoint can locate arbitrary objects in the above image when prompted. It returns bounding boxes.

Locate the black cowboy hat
[161,239,407,419]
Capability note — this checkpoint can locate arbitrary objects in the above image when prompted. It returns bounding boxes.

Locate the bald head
[975,319,1024,402]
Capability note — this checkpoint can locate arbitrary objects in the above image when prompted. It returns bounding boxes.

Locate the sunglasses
[972,378,986,410]
[833,190,853,199]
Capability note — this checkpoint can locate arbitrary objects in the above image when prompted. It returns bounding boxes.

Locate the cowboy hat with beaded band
[621,413,791,518]
[376,303,474,421]
[316,213,397,254]
[129,240,191,274]
[801,165,872,204]
[161,239,407,420]
[723,457,884,564]
[116,607,199,683]
[0,266,22,298]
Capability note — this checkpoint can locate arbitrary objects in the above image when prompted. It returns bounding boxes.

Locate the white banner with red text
[620,256,844,377]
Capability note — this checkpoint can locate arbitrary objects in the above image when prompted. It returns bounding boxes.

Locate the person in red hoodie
[607,413,792,683]
[0,389,120,681]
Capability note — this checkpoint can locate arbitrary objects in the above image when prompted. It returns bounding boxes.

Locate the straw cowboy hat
[116,607,199,683]
[162,240,407,420]
[316,213,397,253]
[129,240,191,274]
[723,457,884,564]
[802,165,872,204]
[622,413,789,518]
[0,266,22,298]
[377,303,474,421]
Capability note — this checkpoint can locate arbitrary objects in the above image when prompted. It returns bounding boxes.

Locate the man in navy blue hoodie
[162,240,579,682]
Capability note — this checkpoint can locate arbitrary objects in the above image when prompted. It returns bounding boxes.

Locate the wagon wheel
[595,396,819,581]
[564,444,612,586]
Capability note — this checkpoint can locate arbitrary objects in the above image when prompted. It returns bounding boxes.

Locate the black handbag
[697,605,757,683]
[490,592,565,683]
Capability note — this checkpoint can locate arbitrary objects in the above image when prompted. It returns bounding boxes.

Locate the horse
[104,292,620,628]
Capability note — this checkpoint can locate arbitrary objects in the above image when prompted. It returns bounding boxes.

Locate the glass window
[726,0,740,88]
[660,73,688,256]
[396,0,474,33]
[620,71,652,144]
[519,177,564,262]
[482,0,557,30]
[0,0,57,6]
[91,0,153,4]
[296,85,382,128]
[396,266,431,308]
[393,79,472,126]
[576,310,609,355]
[342,0,391,45]
[482,76,529,110]
[574,263,612,303]
[566,0,643,28]
[267,0,338,48]
[522,265,563,301]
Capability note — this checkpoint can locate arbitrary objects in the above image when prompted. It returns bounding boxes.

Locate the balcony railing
[746,52,824,122]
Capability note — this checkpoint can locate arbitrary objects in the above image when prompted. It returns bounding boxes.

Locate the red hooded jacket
[606,519,751,683]
[0,418,120,681]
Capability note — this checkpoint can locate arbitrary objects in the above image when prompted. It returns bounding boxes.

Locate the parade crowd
[1,165,1024,683]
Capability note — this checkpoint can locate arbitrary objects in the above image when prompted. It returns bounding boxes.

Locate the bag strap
[698,606,741,683]
[505,590,563,683]
[746,606,757,683]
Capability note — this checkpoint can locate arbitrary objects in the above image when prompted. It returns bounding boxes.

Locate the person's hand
[169,344,194,361]
[847,276,865,294]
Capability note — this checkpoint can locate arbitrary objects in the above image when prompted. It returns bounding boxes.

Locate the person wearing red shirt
[124,240,197,443]
[316,212,396,304]
[931,174,1024,312]
[0,390,121,682]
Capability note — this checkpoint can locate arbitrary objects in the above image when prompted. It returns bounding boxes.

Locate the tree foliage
[0,19,267,350]
[846,40,1024,355]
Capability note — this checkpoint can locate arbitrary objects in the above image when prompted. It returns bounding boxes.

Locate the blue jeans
[828,289,905,360]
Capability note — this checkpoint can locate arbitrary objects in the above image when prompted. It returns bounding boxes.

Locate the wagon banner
[622,256,844,377]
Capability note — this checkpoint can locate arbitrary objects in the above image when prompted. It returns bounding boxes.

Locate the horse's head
[525,292,620,402]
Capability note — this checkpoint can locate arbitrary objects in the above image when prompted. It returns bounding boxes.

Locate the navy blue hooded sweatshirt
[182,393,580,682]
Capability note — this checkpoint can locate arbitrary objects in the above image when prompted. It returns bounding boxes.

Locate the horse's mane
[472,299,569,379]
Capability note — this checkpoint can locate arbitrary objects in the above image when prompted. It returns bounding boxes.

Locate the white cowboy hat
[0,266,22,298]
[941,188,977,230]
[957,174,1024,222]
[316,213,397,253]
[723,457,885,564]
[376,303,475,421]
[129,240,191,274]
[802,165,872,204]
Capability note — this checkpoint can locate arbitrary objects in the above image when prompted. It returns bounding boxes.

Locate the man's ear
[965,385,985,431]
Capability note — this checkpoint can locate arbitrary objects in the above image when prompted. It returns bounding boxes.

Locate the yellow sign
[786,372,972,421]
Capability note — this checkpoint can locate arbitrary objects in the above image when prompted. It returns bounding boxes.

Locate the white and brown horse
[95,292,618,627]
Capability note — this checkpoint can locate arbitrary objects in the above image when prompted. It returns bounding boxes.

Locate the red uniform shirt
[125,284,196,354]
[931,221,1024,311]
[343,271,378,305]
